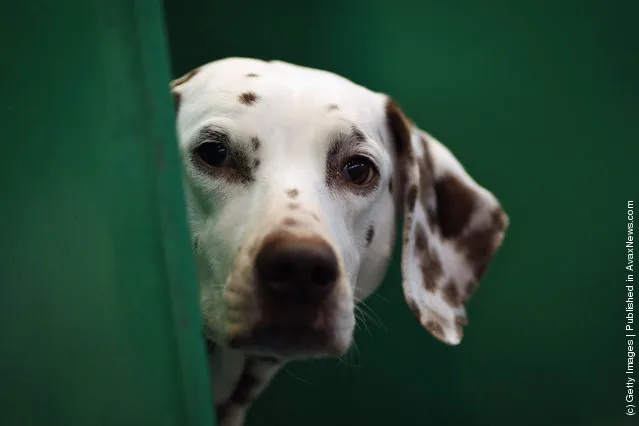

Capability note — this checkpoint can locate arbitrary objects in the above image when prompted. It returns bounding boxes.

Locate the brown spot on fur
[227,356,276,408]
[386,99,412,161]
[421,248,443,292]
[365,225,375,246]
[414,223,428,252]
[215,357,268,423]
[311,213,320,222]
[230,373,260,404]
[425,321,445,341]
[327,104,339,111]
[418,136,438,230]
[455,315,468,326]
[171,68,199,110]
[413,222,443,291]
[443,281,462,307]
[406,184,418,211]
[406,298,421,321]
[251,137,261,151]
[403,214,414,244]
[246,73,259,77]
[459,210,506,281]
[435,174,476,238]
[288,203,300,209]
[455,324,464,340]
[287,189,299,198]
[493,208,509,232]
[239,91,260,105]
[426,206,438,232]
[282,217,298,226]
[170,67,201,89]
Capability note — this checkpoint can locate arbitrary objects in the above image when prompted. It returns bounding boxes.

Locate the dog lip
[227,324,350,358]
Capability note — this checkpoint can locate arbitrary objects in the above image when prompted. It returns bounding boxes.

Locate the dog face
[171,58,508,360]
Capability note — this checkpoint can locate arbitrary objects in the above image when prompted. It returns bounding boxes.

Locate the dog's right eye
[194,142,230,168]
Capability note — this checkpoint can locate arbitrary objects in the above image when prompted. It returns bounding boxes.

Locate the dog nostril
[310,264,337,288]
[271,260,294,283]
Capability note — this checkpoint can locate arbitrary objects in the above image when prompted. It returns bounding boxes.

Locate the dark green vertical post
[0,2,214,426]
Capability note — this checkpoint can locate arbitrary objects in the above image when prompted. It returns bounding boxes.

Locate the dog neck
[206,340,283,426]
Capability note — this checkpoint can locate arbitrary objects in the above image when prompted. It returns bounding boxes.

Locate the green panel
[0,2,214,426]
[165,0,638,425]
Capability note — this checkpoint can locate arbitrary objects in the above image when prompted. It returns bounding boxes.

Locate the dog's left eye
[194,142,230,168]
[342,156,377,186]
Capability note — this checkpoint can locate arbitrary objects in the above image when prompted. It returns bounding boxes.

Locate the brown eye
[194,142,230,169]
[342,156,376,186]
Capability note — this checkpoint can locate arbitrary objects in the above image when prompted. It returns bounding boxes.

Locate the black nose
[255,233,339,302]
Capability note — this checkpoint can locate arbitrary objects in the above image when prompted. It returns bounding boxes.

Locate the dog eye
[194,142,230,168]
[342,156,376,186]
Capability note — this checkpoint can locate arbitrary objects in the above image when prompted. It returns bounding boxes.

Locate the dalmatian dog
[170,57,509,426]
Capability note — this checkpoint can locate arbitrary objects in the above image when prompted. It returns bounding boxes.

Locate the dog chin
[226,322,354,360]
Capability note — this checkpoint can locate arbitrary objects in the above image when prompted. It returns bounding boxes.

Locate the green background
[164,1,638,425]
[0,2,214,426]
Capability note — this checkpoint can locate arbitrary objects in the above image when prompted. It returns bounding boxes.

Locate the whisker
[354,306,372,336]
[337,341,363,369]
[369,292,392,305]
[347,340,363,368]
[281,365,314,386]
[354,297,388,332]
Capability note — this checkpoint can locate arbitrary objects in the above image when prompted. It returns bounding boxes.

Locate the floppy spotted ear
[385,99,509,345]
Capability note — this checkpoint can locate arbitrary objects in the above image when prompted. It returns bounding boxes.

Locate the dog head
[171,58,508,359]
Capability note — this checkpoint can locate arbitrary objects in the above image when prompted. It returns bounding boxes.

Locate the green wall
[165,1,638,425]
[0,2,214,426]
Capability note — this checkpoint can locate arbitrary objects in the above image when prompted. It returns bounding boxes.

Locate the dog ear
[169,67,201,111]
[385,98,509,345]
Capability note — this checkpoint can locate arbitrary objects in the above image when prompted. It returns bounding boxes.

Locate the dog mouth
[226,323,352,359]
[221,303,355,359]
